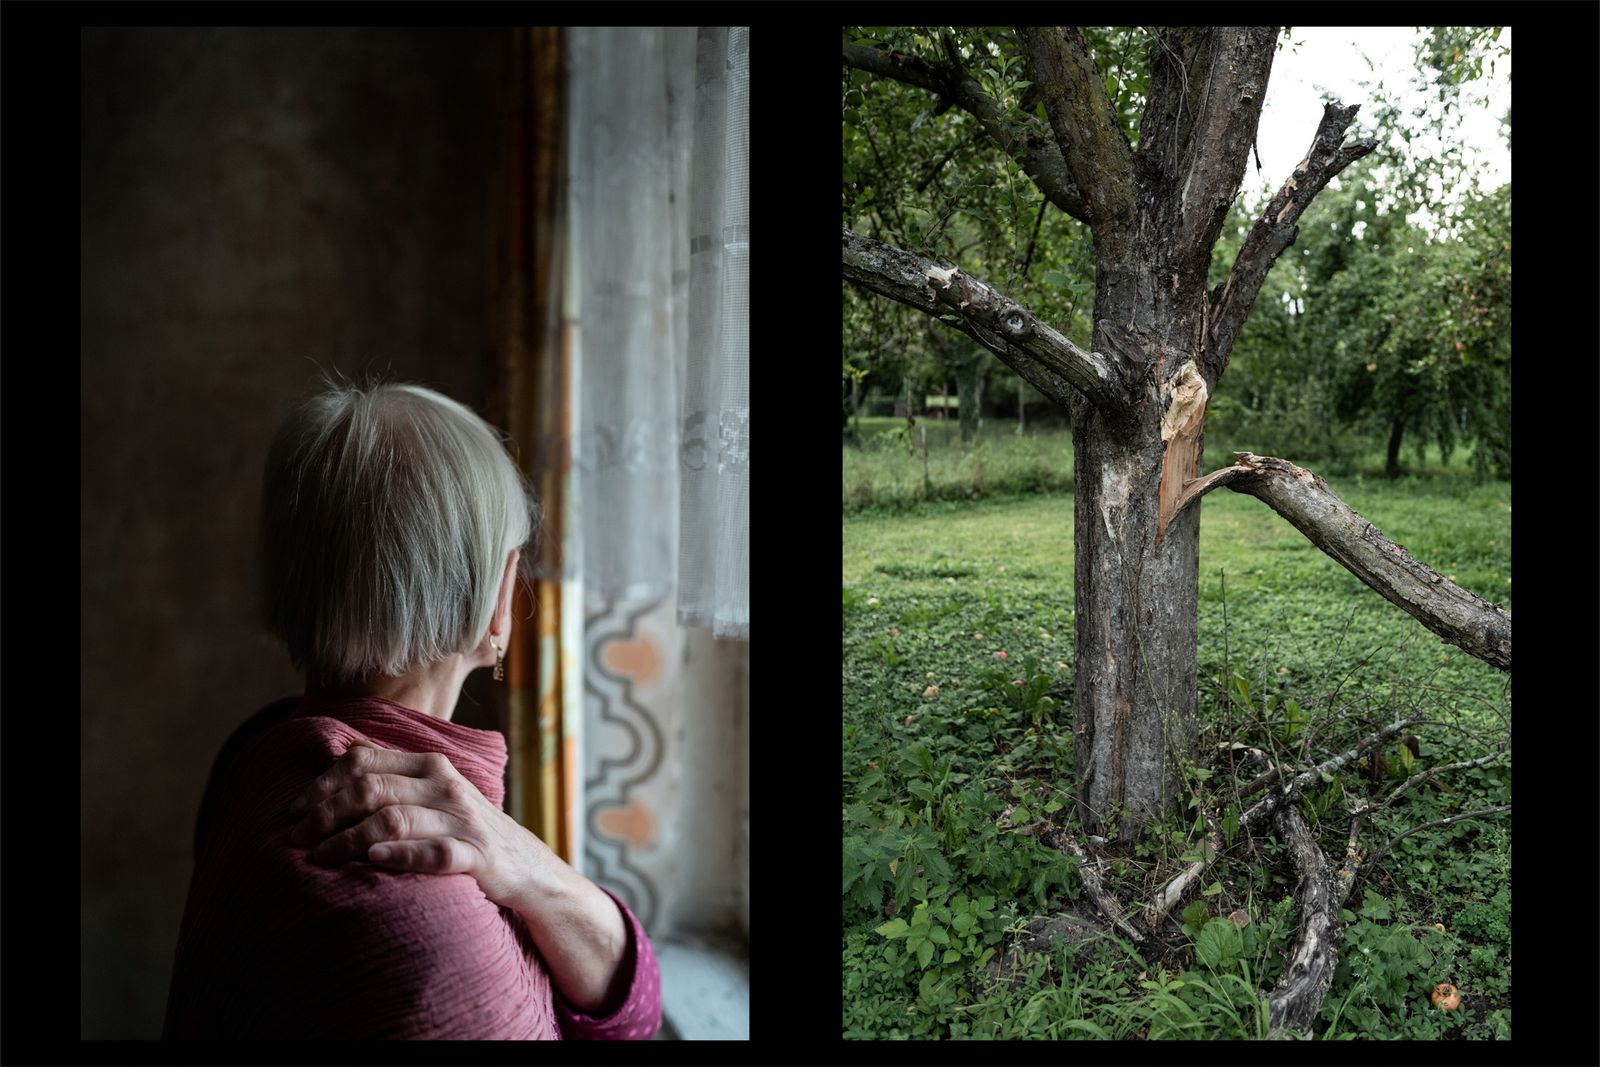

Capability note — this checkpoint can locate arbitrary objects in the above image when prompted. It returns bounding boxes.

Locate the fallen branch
[1045,829,1144,943]
[1265,801,1341,1033]
[1141,812,1221,932]
[1173,453,1511,671]
[1363,804,1510,871]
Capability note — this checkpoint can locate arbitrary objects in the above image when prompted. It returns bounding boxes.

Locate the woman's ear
[495,548,521,637]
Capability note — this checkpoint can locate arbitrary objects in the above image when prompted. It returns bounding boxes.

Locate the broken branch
[1207,101,1377,377]
[1363,804,1510,871]
[1045,829,1145,942]
[1171,453,1510,670]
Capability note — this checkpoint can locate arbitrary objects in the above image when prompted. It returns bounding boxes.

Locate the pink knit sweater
[163,695,660,1039]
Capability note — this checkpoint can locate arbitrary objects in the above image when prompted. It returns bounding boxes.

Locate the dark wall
[81,27,505,1038]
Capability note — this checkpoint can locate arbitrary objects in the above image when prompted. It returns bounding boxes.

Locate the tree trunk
[955,355,978,444]
[1385,417,1405,477]
[974,366,986,435]
[850,372,861,440]
[1070,266,1208,843]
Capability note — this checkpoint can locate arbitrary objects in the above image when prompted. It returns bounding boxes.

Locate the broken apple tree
[842,26,1510,1034]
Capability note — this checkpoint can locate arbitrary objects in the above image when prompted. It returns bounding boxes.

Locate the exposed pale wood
[1140,812,1221,932]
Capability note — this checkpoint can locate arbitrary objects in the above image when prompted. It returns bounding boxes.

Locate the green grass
[843,414,1506,514]
[843,455,1511,1040]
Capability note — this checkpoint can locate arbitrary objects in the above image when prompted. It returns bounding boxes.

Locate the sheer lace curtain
[566,26,749,637]
[565,28,749,949]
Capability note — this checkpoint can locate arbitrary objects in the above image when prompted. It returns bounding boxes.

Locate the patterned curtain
[496,26,748,925]
[563,27,749,932]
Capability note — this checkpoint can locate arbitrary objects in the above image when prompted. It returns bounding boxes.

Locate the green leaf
[1202,880,1223,897]
[1042,269,1073,288]
[1196,918,1243,970]
[1043,796,1064,813]
[875,918,910,939]
[929,925,950,945]
[1359,890,1392,921]
[943,948,962,964]
[917,939,935,968]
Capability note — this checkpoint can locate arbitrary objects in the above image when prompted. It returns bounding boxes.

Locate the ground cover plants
[842,447,1510,1039]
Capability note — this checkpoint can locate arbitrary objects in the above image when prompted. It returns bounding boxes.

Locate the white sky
[1249,27,1510,213]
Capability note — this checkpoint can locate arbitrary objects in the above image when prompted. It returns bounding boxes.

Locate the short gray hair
[258,381,537,682]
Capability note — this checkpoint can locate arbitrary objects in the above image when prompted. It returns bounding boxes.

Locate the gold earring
[490,636,505,682]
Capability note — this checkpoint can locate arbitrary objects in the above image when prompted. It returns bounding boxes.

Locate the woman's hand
[289,743,633,1015]
[287,745,540,907]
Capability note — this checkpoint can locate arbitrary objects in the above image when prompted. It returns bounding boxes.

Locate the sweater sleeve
[553,888,662,1040]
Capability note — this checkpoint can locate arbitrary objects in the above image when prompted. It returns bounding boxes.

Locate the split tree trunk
[1071,397,1203,840]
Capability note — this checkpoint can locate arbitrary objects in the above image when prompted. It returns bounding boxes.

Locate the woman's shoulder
[193,696,368,859]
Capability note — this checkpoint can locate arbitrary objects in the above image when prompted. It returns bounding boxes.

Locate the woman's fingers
[366,837,475,874]
[289,745,455,814]
[290,772,433,845]
[307,804,463,867]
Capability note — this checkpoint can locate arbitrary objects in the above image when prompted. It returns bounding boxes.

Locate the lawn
[842,452,1511,1039]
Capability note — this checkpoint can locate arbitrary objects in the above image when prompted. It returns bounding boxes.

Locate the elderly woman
[163,382,660,1039]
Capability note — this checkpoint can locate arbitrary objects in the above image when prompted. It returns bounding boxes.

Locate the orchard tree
[842,27,1511,1028]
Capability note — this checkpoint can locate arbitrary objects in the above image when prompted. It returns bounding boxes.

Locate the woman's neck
[306,655,472,721]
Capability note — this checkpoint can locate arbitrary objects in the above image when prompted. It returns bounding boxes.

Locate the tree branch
[1044,829,1145,943]
[1378,753,1502,810]
[1015,27,1135,245]
[1363,805,1510,871]
[1159,28,1279,261]
[1206,102,1378,377]
[1266,801,1340,1033]
[842,228,1133,413]
[1172,453,1511,670]
[842,37,1088,222]
[1140,811,1221,932]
